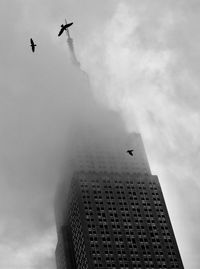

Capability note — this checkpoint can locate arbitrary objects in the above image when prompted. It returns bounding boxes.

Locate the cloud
[0,227,56,269]
[1,0,200,268]
[0,1,131,268]
[80,1,200,268]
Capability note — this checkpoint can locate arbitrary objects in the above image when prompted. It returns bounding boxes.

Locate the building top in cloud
[69,132,151,175]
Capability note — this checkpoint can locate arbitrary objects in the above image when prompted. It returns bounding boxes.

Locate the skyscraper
[55,133,184,269]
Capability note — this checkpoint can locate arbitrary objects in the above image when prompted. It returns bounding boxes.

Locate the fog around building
[0,0,200,268]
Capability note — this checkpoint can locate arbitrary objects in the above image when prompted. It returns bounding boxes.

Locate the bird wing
[66,22,73,28]
[58,27,64,36]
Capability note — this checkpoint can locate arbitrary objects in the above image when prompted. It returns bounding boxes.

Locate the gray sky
[0,0,200,268]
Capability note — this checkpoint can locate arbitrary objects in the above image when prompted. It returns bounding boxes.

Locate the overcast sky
[1,0,200,268]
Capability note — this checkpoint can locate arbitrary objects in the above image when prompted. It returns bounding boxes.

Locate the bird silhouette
[58,22,73,37]
[30,38,36,52]
[127,149,134,156]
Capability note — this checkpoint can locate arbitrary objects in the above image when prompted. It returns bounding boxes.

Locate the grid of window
[70,197,88,269]
[57,173,184,269]
[149,181,180,268]
[104,180,124,269]
[115,182,137,268]
[83,179,104,268]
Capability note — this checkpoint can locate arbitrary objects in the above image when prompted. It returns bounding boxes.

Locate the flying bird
[30,38,36,52]
[58,21,73,37]
[127,149,134,156]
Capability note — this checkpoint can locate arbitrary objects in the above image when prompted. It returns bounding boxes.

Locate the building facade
[55,133,184,269]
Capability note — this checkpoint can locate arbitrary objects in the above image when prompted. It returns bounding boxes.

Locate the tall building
[55,133,184,269]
